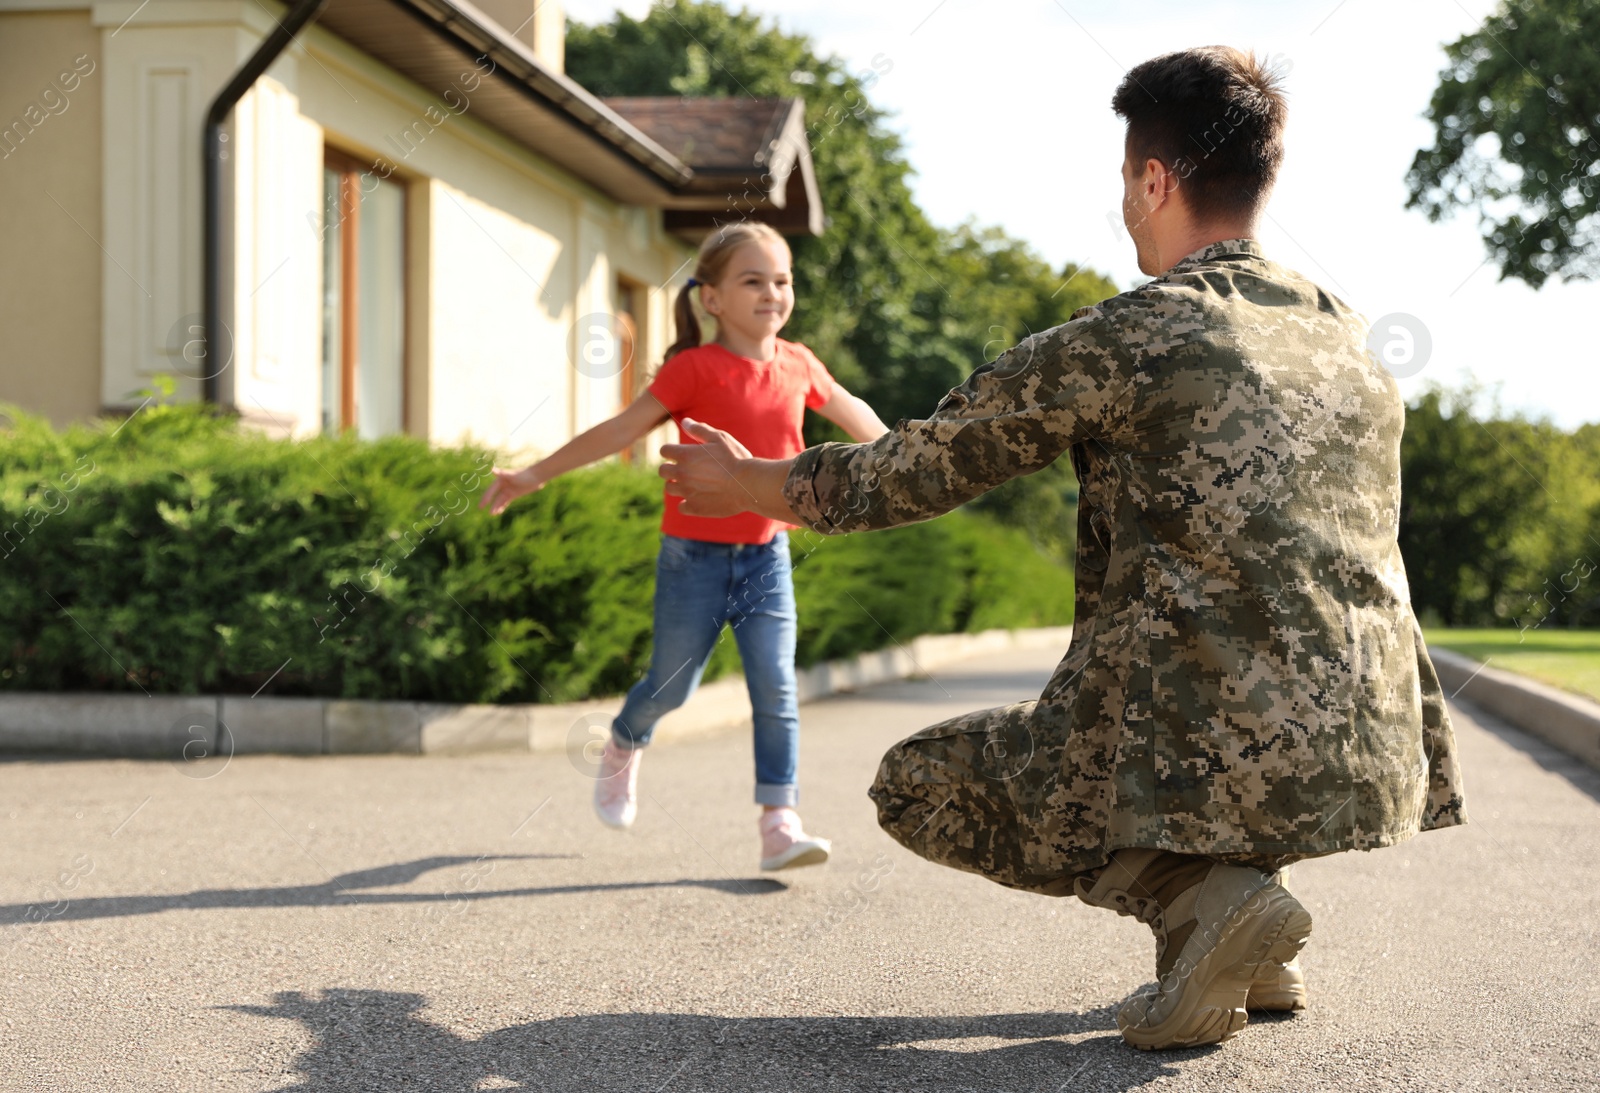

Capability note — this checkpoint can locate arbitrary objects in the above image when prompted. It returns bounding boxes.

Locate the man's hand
[658,419,753,517]
[659,418,800,522]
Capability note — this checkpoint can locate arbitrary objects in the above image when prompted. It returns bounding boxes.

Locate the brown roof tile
[603,97,796,171]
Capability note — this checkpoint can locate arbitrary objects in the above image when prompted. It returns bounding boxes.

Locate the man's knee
[867,733,934,833]
[867,715,1073,896]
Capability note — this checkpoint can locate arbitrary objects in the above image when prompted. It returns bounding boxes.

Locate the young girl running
[480,221,889,870]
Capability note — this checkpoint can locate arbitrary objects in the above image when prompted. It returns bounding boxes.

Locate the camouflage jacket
[784,239,1467,865]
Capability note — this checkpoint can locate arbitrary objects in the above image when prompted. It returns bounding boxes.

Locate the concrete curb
[1429,645,1600,772]
[0,626,1072,761]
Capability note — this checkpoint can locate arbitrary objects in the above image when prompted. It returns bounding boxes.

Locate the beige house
[0,0,821,456]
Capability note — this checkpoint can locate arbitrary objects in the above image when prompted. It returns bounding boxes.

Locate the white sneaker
[759,807,831,871]
[594,740,642,828]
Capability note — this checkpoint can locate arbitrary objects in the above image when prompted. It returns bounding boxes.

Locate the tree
[927,223,1114,560]
[1406,0,1600,287]
[568,1,946,424]
[567,1,1116,560]
[1399,385,1600,627]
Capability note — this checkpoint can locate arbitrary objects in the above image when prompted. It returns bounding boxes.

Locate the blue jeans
[611,534,801,807]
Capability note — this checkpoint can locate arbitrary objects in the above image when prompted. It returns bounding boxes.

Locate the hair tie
[685,276,700,288]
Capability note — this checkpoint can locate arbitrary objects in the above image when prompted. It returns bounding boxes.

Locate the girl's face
[701,239,795,344]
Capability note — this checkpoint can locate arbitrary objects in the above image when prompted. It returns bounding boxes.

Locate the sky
[566,0,1598,428]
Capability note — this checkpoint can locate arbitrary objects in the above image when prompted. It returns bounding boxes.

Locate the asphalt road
[3,646,1597,1092]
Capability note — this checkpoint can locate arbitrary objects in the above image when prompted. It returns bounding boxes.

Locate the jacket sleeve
[782,310,1130,534]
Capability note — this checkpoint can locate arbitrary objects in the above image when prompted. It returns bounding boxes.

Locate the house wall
[0,7,104,427]
[90,0,284,419]
[291,20,689,454]
[0,0,690,462]
[229,41,324,438]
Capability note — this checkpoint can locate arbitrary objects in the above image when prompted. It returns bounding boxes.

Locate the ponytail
[661,220,788,365]
[664,281,702,363]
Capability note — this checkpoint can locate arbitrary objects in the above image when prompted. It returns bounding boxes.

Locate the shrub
[0,405,1073,702]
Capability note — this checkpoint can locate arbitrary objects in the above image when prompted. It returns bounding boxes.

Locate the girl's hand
[479,466,545,515]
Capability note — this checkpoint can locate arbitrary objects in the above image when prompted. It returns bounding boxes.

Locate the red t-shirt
[648,339,837,544]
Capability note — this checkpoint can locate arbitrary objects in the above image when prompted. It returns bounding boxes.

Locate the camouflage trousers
[868,702,1313,896]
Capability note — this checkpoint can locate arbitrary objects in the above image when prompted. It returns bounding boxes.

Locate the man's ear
[1143,157,1174,211]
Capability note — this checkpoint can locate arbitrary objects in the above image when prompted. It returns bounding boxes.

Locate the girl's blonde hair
[665,221,789,363]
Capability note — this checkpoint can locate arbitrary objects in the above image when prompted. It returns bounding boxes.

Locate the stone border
[0,627,1073,760]
[1429,645,1600,772]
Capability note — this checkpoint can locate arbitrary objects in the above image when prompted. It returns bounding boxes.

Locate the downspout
[202,0,330,406]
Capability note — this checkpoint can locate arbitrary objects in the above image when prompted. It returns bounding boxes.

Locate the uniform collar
[1165,238,1264,274]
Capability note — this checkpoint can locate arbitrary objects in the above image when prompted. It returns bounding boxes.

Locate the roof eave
[315,0,692,204]
[313,4,823,233]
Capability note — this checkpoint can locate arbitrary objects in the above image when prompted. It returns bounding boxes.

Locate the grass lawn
[1425,627,1600,704]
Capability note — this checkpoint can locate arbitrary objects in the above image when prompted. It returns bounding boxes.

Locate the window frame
[321,146,411,436]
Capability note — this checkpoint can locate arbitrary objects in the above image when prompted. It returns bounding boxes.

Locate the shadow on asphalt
[1450,696,1600,805]
[0,855,786,926]
[229,988,1190,1091]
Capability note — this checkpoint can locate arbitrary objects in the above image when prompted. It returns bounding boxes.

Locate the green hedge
[0,405,1072,702]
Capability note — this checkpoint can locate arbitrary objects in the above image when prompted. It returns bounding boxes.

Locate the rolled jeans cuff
[755,782,799,808]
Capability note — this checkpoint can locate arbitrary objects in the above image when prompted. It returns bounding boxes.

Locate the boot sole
[1119,885,1312,1050]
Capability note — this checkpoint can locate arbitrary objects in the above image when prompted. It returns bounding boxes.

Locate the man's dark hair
[1111,46,1288,222]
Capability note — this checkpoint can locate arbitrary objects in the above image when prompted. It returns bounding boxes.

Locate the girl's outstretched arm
[479,392,671,515]
[813,386,890,442]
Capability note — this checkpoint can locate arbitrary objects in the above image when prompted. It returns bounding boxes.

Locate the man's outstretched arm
[660,311,1129,533]
[657,419,800,522]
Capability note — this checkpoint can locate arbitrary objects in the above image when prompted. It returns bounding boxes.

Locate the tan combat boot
[1248,954,1306,1011]
[1246,868,1307,1011]
[1076,849,1312,1050]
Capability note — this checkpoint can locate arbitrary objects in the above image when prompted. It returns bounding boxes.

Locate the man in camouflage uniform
[660,45,1466,1050]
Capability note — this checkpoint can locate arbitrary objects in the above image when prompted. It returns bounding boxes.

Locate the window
[616,278,643,464]
[321,149,406,437]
